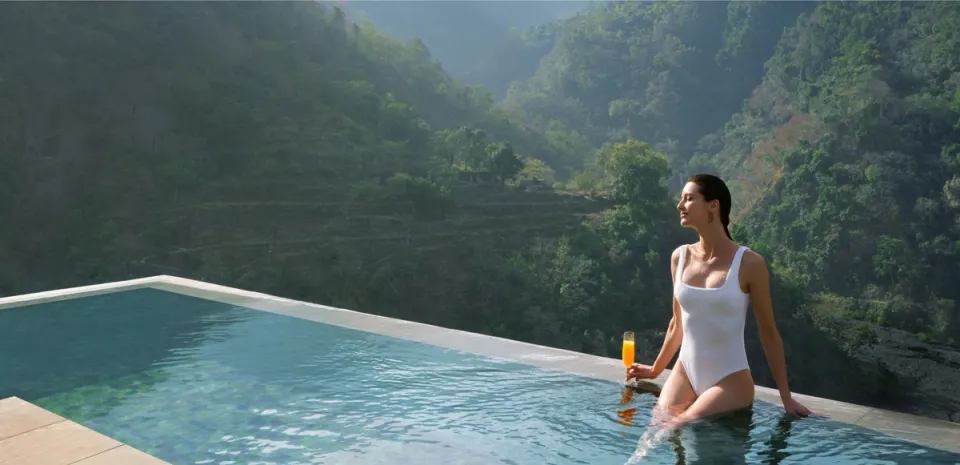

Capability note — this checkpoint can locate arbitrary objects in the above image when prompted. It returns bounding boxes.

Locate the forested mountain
[503,0,960,345]
[0,0,588,289]
[713,3,960,344]
[505,1,816,165]
[720,3,960,420]
[0,1,605,346]
[1,1,959,424]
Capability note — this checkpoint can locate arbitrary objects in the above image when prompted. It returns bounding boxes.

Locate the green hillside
[0,1,585,290]
[489,0,960,418]
[709,2,960,346]
[505,2,815,162]
[0,1,611,354]
[0,1,955,421]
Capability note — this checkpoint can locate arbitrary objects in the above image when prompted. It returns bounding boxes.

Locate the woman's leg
[626,364,698,465]
[655,362,698,420]
[670,369,754,426]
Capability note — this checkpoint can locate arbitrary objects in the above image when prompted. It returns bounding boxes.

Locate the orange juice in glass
[622,331,635,367]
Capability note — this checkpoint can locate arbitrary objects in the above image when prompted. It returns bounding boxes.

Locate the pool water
[1,289,958,464]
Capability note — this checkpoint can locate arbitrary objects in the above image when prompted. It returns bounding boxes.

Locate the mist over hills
[335,0,592,90]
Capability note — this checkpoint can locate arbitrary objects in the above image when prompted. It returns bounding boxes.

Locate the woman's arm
[650,298,683,376]
[627,246,684,379]
[652,246,685,375]
[743,250,812,416]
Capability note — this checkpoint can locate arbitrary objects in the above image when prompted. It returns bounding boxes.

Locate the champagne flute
[622,331,635,368]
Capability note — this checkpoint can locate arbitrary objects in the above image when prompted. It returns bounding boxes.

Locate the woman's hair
[688,174,732,239]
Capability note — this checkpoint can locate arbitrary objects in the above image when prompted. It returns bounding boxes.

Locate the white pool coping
[2,275,959,456]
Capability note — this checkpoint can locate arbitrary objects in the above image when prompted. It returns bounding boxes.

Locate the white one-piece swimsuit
[674,244,751,396]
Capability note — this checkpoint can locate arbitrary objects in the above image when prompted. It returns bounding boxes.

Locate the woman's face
[677,182,716,228]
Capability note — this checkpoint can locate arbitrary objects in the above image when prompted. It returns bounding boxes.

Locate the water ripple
[18,306,960,465]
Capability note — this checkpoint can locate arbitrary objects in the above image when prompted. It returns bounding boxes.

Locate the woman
[626,174,812,425]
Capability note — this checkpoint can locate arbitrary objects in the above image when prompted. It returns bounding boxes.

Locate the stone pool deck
[0,397,170,465]
[2,274,960,459]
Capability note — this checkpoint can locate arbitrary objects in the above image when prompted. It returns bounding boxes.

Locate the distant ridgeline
[331,0,592,84]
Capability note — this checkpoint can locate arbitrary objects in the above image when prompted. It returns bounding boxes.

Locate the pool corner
[0,396,171,464]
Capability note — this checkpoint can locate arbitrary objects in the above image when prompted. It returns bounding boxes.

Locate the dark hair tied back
[688,174,732,240]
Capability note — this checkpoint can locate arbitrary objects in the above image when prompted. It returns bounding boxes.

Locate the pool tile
[0,421,121,465]
[373,320,485,350]
[855,408,960,450]
[934,438,960,454]
[0,278,156,311]
[255,299,398,332]
[753,386,782,405]
[354,317,592,371]
[72,445,171,465]
[0,397,64,441]
[552,354,637,383]
[787,393,873,424]
[147,281,263,308]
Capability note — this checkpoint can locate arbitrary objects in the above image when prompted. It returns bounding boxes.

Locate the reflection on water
[620,398,784,465]
[671,407,754,465]
[757,415,794,465]
[617,388,638,427]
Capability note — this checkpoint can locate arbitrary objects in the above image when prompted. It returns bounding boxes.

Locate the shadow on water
[644,404,813,465]
[0,288,252,410]
[671,407,758,465]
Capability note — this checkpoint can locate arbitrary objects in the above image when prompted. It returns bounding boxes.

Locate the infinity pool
[1,288,958,464]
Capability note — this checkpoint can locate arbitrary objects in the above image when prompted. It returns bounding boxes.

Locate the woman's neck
[696,227,732,258]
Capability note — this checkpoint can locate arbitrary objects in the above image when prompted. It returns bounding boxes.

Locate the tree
[518,157,556,184]
[596,138,672,224]
[486,141,523,186]
[434,126,488,169]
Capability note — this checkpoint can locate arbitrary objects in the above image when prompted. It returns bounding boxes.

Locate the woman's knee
[650,402,682,427]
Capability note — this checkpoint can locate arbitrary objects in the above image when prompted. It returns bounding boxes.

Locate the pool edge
[6,274,960,456]
[0,276,161,311]
[0,396,171,464]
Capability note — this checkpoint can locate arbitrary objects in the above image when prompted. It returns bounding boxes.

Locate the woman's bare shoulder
[670,244,691,265]
[741,248,767,267]
[670,244,694,275]
[740,248,770,283]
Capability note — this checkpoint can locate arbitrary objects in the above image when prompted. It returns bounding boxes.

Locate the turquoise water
[1,288,958,464]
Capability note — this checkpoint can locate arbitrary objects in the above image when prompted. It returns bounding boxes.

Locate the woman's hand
[626,363,660,380]
[783,396,814,417]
